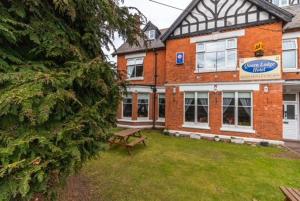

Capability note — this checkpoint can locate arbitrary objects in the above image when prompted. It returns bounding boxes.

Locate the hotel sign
[239,55,281,80]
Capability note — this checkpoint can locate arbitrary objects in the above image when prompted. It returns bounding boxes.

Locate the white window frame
[183,92,210,129]
[137,93,150,120]
[122,94,133,119]
[272,0,289,7]
[158,93,165,122]
[127,57,144,80]
[221,92,254,132]
[147,30,156,40]
[195,38,237,73]
[283,39,298,71]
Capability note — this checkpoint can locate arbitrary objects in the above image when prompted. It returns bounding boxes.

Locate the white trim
[157,87,166,93]
[126,77,144,81]
[117,119,153,123]
[194,68,237,73]
[125,52,146,59]
[180,83,260,92]
[127,86,153,93]
[182,123,210,130]
[283,69,300,73]
[283,32,300,39]
[220,127,256,134]
[190,30,245,43]
[284,80,300,85]
[117,124,153,129]
[157,118,165,123]
[165,80,284,87]
[167,130,284,145]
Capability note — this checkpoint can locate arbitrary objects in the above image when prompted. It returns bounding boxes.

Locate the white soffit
[190,29,245,43]
[125,52,146,59]
[180,83,260,92]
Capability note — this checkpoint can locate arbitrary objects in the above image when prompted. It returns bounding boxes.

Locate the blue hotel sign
[176,52,185,65]
[240,55,281,80]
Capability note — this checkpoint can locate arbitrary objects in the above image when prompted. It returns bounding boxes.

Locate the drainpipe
[153,49,158,129]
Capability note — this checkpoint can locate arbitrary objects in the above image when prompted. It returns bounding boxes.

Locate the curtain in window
[238,93,251,116]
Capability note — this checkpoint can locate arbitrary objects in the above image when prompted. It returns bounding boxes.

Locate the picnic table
[109,128,146,154]
[280,187,300,201]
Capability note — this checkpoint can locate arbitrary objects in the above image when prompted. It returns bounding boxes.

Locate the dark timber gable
[161,0,293,41]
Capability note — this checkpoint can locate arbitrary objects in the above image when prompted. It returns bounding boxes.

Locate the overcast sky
[108,0,191,61]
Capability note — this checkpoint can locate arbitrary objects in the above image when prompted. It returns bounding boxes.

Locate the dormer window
[147,30,156,40]
[272,0,289,7]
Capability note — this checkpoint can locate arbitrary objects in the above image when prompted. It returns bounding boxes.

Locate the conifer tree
[0,1,144,200]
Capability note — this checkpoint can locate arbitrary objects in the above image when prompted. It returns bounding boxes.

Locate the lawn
[82,129,300,201]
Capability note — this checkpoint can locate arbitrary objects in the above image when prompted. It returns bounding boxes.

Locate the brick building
[115,0,300,144]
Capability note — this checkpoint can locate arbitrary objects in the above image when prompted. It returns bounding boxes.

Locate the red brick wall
[165,84,283,140]
[117,49,166,86]
[165,23,283,84]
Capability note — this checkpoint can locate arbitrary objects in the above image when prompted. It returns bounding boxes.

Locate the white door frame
[283,93,300,141]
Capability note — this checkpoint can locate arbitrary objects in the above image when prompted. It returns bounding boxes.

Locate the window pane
[217,51,225,69]
[123,95,132,118]
[238,107,251,126]
[197,43,205,52]
[223,106,235,125]
[197,53,204,70]
[283,40,297,50]
[272,0,279,5]
[284,94,296,101]
[227,39,237,49]
[138,94,148,118]
[185,93,195,122]
[205,52,217,69]
[223,93,235,106]
[197,106,208,123]
[283,50,297,68]
[286,105,296,120]
[127,59,136,65]
[135,58,144,65]
[227,50,237,67]
[238,92,251,106]
[159,94,165,118]
[135,65,143,77]
[128,66,135,78]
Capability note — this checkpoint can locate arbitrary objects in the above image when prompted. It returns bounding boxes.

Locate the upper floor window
[283,39,298,69]
[196,38,237,72]
[147,30,156,40]
[272,0,289,7]
[127,57,144,79]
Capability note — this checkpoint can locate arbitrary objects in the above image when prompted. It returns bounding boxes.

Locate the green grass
[82,129,300,201]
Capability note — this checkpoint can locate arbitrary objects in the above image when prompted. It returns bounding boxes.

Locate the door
[283,94,299,140]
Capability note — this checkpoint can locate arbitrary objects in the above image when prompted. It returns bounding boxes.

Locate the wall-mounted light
[264,85,269,93]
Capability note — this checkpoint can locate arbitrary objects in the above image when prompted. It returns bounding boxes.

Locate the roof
[161,0,294,42]
[115,26,167,55]
[284,4,300,30]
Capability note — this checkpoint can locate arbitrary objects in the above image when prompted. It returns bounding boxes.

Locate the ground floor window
[138,94,149,118]
[223,92,252,127]
[123,94,132,118]
[158,94,165,119]
[185,92,209,124]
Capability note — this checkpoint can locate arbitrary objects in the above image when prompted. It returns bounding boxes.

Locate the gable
[161,0,293,41]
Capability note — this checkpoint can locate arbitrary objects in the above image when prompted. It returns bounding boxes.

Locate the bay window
[138,94,149,118]
[127,57,144,79]
[283,39,298,69]
[196,38,237,72]
[123,94,132,118]
[158,94,165,119]
[185,92,209,125]
[222,92,252,128]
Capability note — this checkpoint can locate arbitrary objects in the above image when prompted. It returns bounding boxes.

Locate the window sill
[194,68,237,73]
[182,123,210,130]
[283,68,300,73]
[118,119,152,123]
[126,77,144,81]
[220,126,256,134]
[157,118,165,122]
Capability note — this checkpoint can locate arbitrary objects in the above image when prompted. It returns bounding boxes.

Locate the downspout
[153,49,158,129]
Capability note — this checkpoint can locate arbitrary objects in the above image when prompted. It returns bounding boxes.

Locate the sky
[108,0,191,61]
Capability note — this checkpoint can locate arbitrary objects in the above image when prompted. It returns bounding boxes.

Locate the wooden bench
[109,128,146,155]
[280,187,300,201]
